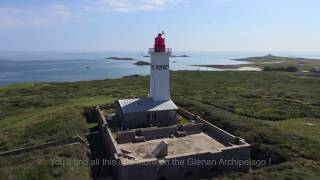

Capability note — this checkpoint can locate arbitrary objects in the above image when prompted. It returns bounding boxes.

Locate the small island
[143,54,190,58]
[193,55,320,72]
[170,54,190,58]
[133,61,151,66]
[106,57,136,60]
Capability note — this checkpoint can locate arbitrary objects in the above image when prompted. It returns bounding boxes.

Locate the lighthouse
[105,35,251,180]
[149,33,172,101]
[115,33,177,129]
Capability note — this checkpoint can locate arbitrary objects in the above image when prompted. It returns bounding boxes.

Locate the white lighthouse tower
[149,33,172,101]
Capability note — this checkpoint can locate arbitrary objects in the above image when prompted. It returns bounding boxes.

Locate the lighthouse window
[151,65,169,70]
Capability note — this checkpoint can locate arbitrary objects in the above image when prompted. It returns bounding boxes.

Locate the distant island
[193,55,320,72]
[134,61,151,66]
[142,54,190,58]
[106,57,136,60]
[170,54,190,58]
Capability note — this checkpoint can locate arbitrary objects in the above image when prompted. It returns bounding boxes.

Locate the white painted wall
[149,51,171,101]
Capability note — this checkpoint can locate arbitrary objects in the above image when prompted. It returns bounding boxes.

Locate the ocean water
[0,51,320,86]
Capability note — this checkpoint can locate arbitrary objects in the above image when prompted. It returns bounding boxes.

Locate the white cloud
[0,5,76,28]
[48,5,75,20]
[87,0,182,12]
[0,0,182,28]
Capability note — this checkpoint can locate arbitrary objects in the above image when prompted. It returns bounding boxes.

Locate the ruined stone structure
[97,107,250,180]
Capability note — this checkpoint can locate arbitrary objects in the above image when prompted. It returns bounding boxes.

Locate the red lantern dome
[154,33,165,52]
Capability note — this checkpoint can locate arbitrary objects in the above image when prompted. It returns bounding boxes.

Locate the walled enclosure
[96,106,251,180]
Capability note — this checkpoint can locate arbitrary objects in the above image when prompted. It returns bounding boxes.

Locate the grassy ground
[0,71,319,179]
[0,144,90,180]
[0,83,116,179]
[265,118,320,143]
[177,116,191,124]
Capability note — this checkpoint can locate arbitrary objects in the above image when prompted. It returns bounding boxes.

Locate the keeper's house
[115,98,177,129]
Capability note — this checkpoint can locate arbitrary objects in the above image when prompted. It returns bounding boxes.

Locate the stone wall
[96,106,251,180]
[118,147,251,180]
[178,107,241,145]
[0,136,87,156]
[97,106,107,129]
[96,107,122,156]
[117,131,136,144]
[182,123,205,135]
[141,126,178,140]
[115,123,205,144]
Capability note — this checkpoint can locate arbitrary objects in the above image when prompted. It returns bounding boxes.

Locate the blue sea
[0,51,320,86]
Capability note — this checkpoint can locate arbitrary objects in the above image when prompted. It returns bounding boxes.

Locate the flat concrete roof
[118,133,225,162]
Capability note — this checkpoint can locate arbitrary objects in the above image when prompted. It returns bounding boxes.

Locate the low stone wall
[119,147,250,180]
[141,126,178,140]
[221,145,251,172]
[182,123,205,135]
[0,136,87,157]
[97,106,107,129]
[96,107,122,156]
[178,107,239,145]
[116,123,205,144]
[117,131,136,144]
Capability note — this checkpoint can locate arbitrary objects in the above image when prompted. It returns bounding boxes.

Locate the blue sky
[0,0,319,52]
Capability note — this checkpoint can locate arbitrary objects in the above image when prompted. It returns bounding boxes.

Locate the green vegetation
[234,54,320,71]
[264,118,320,143]
[177,116,190,125]
[0,144,90,180]
[0,83,118,179]
[194,55,320,72]
[0,71,319,179]
[221,159,320,180]
[263,65,298,72]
